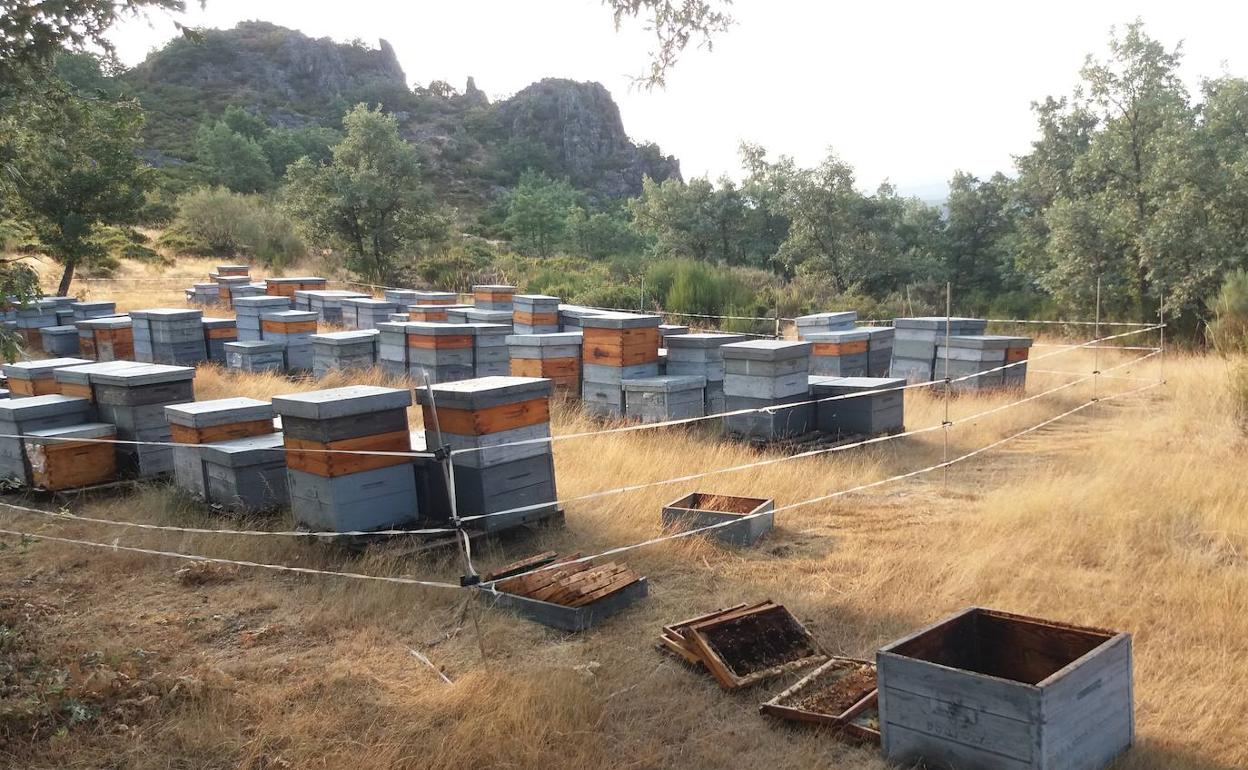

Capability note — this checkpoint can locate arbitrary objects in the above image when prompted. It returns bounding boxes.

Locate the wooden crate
[661,492,774,547]
[878,607,1133,770]
[510,357,579,392]
[582,326,660,366]
[26,434,117,490]
[488,554,647,632]
[284,429,412,477]
[760,656,879,744]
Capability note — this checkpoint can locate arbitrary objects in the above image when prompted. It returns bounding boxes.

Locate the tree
[503,170,579,256]
[195,120,274,193]
[6,84,150,295]
[565,208,643,258]
[605,0,734,88]
[260,126,340,178]
[627,176,719,260]
[942,171,1016,299]
[282,103,450,284]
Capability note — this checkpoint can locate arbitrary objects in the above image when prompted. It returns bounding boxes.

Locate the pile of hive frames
[201,317,237,364]
[472,284,515,311]
[13,300,62,346]
[760,657,880,744]
[232,295,291,342]
[810,376,906,437]
[862,326,895,377]
[311,330,379,377]
[340,296,398,330]
[23,422,118,490]
[3,358,90,397]
[404,322,474,383]
[936,335,1033,392]
[512,294,560,334]
[418,376,558,532]
[186,283,221,306]
[295,289,367,323]
[413,290,458,306]
[488,552,647,632]
[623,375,706,423]
[794,311,858,340]
[507,331,582,395]
[224,340,285,373]
[132,308,207,365]
[891,317,988,383]
[580,312,661,418]
[71,301,117,322]
[467,323,511,377]
[384,289,420,305]
[722,340,814,441]
[406,303,449,322]
[91,363,195,477]
[260,310,317,371]
[0,395,93,485]
[806,328,870,376]
[40,325,80,356]
[76,316,134,361]
[664,332,748,414]
[274,386,419,532]
[166,397,287,512]
[265,276,327,299]
[659,601,826,689]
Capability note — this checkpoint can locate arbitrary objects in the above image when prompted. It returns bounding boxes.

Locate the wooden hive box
[661,491,773,546]
[265,276,328,298]
[215,264,250,277]
[487,553,647,632]
[53,360,148,403]
[3,358,91,397]
[581,313,662,368]
[406,304,449,322]
[24,422,118,490]
[878,607,1133,770]
[471,283,516,311]
[413,290,458,306]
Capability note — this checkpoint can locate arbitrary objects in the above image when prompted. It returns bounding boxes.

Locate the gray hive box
[187,282,221,306]
[296,289,368,324]
[311,329,380,377]
[863,326,896,377]
[661,492,774,547]
[40,325,81,357]
[90,364,195,477]
[201,317,238,365]
[413,290,458,304]
[197,433,289,512]
[0,394,93,483]
[622,375,706,423]
[75,315,133,362]
[665,332,749,414]
[934,335,1023,392]
[3,358,91,398]
[721,341,813,441]
[229,283,267,304]
[272,386,418,532]
[384,289,420,305]
[810,376,906,437]
[805,329,871,377]
[165,397,275,503]
[579,312,662,418]
[464,323,512,377]
[340,297,398,330]
[794,311,858,339]
[53,360,148,404]
[472,284,516,312]
[416,376,558,532]
[513,294,560,334]
[70,301,117,321]
[232,295,292,342]
[557,303,608,331]
[658,324,690,340]
[891,317,988,383]
[404,322,475,384]
[224,340,286,373]
[465,308,514,328]
[878,607,1133,770]
[389,313,410,322]
[376,321,409,377]
[132,308,206,365]
[259,310,317,372]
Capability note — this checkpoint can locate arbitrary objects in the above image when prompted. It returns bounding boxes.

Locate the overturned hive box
[661,492,774,546]
[760,656,880,744]
[23,422,118,491]
[487,553,647,632]
[878,607,1133,770]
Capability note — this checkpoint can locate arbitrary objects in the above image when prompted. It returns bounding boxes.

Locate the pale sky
[107,0,1248,198]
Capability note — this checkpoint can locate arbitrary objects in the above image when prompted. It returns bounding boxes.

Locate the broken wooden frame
[760,656,880,744]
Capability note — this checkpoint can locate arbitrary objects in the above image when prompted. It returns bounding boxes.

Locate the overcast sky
[107,1,1248,198]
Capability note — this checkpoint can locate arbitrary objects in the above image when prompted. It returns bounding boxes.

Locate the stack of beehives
[295,289,367,324]
[340,297,398,330]
[512,294,560,334]
[507,331,582,395]
[76,316,133,362]
[0,394,108,489]
[90,363,196,477]
[131,308,208,365]
[13,299,62,346]
[200,317,238,365]
[794,311,858,340]
[233,295,291,342]
[890,317,988,383]
[721,340,814,441]
[806,328,870,377]
[310,330,379,377]
[166,397,286,512]
[472,284,515,312]
[466,323,511,377]
[259,310,317,372]
[863,326,895,377]
[664,333,748,415]
[580,312,661,418]
[935,335,1033,392]
[404,322,474,383]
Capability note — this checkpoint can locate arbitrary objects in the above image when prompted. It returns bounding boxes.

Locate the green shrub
[160,187,306,266]
[1208,269,1248,354]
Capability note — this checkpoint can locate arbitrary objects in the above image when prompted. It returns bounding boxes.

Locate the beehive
[810,376,906,437]
[90,364,195,477]
[133,308,207,365]
[232,295,291,341]
[165,397,275,501]
[623,375,706,423]
[384,289,420,305]
[273,386,418,532]
[794,311,858,340]
[446,305,474,324]
[661,492,774,547]
[413,290,458,306]
[513,294,560,334]
[405,303,449,322]
[658,324,690,342]
[465,323,511,377]
[664,332,749,415]
[936,335,1031,392]
[340,297,398,330]
[75,316,134,361]
[3,358,91,397]
[13,300,62,346]
[224,340,286,373]
[863,326,895,377]
[187,282,221,306]
[39,325,80,357]
[260,310,317,371]
[580,312,662,418]
[201,317,238,364]
[311,330,379,377]
[53,360,148,403]
[212,276,252,306]
[878,608,1133,770]
[197,433,289,512]
[805,329,870,377]
[891,317,988,383]
[376,321,410,377]
[557,303,608,331]
[464,308,513,328]
[417,376,557,532]
[721,340,814,441]
[507,331,582,395]
[295,289,368,323]
[228,281,266,305]
[70,301,117,322]
[265,276,328,298]
[23,422,118,490]
[472,284,516,312]
[0,395,93,483]
[404,322,475,383]
[216,264,250,277]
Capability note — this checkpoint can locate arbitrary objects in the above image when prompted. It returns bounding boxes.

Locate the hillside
[119,21,681,207]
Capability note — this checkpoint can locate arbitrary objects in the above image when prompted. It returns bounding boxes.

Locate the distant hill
[120,21,681,207]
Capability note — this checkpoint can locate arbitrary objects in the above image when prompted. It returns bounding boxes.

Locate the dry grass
[1,303,1244,768]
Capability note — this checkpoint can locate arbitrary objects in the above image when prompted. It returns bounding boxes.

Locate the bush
[1208,269,1248,354]
[160,187,306,266]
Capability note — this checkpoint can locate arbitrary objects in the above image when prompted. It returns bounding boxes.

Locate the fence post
[942,282,951,489]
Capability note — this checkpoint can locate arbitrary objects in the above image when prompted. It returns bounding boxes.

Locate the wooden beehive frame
[494,553,642,609]
[682,601,827,689]
[760,655,880,743]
